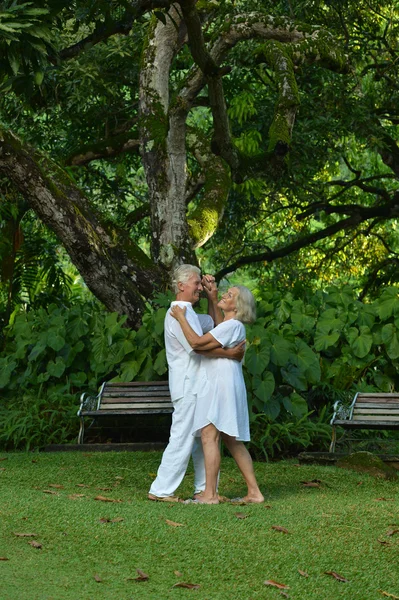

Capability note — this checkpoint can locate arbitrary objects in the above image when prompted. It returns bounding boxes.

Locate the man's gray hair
[235,285,256,324]
[171,264,201,294]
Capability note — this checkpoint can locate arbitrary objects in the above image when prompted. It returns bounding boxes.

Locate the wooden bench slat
[103,381,169,387]
[102,393,170,398]
[354,408,399,415]
[353,414,399,423]
[101,397,171,403]
[82,408,173,416]
[100,402,173,410]
[356,393,399,398]
[354,402,399,411]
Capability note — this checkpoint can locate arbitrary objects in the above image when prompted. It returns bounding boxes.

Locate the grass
[0,450,399,600]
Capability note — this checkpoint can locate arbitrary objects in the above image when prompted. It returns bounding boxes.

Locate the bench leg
[78,418,85,444]
[329,426,337,453]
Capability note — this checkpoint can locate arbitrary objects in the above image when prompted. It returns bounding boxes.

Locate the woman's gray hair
[234,285,256,324]
[171,264,201,294]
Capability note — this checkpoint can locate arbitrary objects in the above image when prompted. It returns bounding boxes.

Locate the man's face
[178,273,203,304]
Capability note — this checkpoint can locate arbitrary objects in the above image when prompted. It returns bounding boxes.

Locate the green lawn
[0,450,398,600]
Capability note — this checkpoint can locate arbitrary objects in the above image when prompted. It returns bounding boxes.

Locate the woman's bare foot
[231,493,264,504]
[196,496,219,504]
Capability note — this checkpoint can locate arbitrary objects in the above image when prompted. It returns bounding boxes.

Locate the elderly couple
[148,264,264,505]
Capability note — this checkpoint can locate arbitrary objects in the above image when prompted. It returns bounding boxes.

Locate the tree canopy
[0,0,398,325]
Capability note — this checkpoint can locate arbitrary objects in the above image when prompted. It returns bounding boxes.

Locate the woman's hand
[170,305,187,322]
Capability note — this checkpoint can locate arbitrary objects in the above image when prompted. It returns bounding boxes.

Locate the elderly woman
[170,285,264,505]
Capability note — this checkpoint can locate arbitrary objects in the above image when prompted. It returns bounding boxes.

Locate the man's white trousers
[148,387,205,498]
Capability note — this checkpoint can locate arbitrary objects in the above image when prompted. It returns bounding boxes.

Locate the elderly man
[148,264,244,502]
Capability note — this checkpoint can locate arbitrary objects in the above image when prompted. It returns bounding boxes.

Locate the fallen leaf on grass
[0,557,9,561]
[48,484,64,489]
[0,468,5,472]
[128,569,149,582]
[77,484,89,488]
[68,494,85,500]
[99,517,124,523]
[43,490,59,495]
[386,529,399,537]
[29,541,42,549]
[94,495,122,503]
[375,498,394,502]
[380,591,399,599]
[115,476,124,480]
[298,570,309,577]
[264,580,289,589]
[378,539,391,546]
[324,571,348,582]
[271,525,290,534]
[94,574,102,583]
[96,487,112,491]
[174,570,183,577]
[301,480,321,488]
[280,592,290,598]
[13,532,37,537]
[0,457,7,461]
[235,513,249,520]
[172,582,200,589]
[165,519,184,527]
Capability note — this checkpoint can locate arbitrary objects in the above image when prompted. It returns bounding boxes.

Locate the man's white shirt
[164,301,213,401]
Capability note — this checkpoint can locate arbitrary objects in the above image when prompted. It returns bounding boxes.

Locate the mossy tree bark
[0,3,350,325]
[0,130,165,328]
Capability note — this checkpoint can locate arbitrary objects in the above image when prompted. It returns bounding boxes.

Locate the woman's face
[218,287,239,313]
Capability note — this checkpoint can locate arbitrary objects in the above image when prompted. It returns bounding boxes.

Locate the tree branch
[53,1,174,62]
[214,200,399,281]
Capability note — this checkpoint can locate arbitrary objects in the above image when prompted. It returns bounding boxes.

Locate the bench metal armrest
[77,383,106,416]
[330,396,356,425]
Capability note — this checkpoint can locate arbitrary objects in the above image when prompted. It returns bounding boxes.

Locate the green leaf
[244,343,270,375]
[282,392,308,417]
[153,348,167,376]
[376,288,399,320]
[0,358,16,388]
[293,339,321,384]
[263,396,281,420]
[381,323,399,359]
[47,357,65,378]
[253,372,275,402]
[47,331,65,351]
[34,70,44,85]
[314,330,340,351]
[281,363,308,391]
[119,360,140,382]
[269,334,292,367]
[347,326,372,359]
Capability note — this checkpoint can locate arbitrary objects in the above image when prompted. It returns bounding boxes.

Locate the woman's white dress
[192,319,250,441]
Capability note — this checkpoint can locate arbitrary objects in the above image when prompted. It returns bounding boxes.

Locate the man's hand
[224,339,246,362]
[202,274,218,302]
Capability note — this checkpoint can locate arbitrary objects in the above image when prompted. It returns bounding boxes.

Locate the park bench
[77,381,173,444]
[330,392,399,452]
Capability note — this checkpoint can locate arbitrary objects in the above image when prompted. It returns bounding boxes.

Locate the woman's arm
[170,305,222,350]
[196,341,246,362]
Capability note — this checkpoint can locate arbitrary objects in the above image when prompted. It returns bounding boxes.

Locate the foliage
[0,295,170,449]
[3,281,399,450]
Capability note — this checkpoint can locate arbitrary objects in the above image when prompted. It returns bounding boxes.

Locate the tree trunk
[0,130,165,328]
